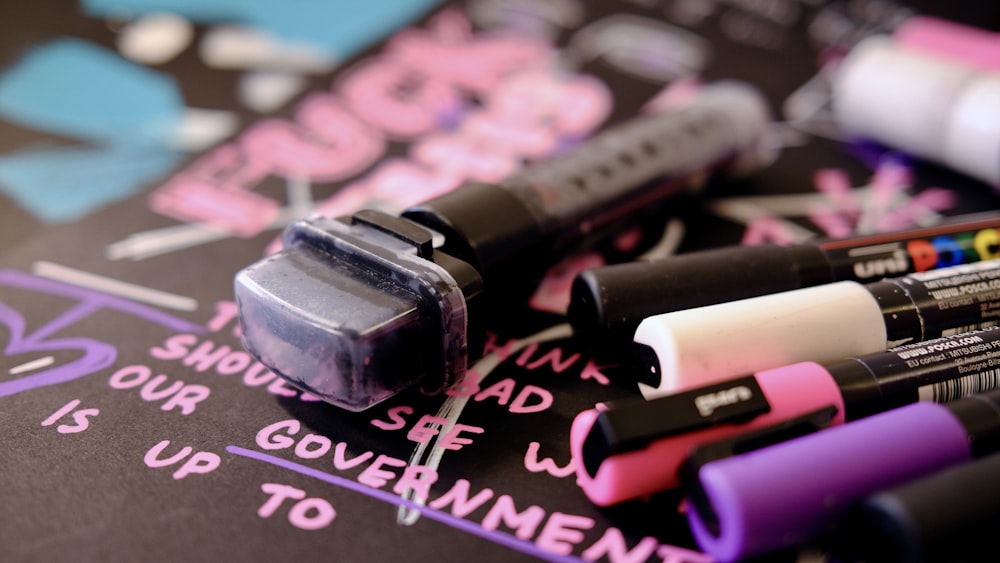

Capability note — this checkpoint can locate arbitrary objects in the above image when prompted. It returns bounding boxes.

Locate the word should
[148,333,319,401]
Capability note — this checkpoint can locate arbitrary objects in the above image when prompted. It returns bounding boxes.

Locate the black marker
[683,388,1000,561]
[839,451,1000,563]
[569,212,1000,346]
[234,81,771,411]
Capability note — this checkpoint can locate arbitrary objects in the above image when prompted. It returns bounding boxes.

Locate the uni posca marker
[838,451,1000,563]
[235,81,771,411]
[683,388,1000,562]
[568,211,1000,345]
[832,36,1000,186]
[571,326,1000,506]
[633,258,1000,397]
[895,16,1000,74]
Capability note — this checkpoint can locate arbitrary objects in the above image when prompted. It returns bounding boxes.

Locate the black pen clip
[581,375,772,478]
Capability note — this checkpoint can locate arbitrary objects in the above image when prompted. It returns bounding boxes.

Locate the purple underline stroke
[226,446,581,563]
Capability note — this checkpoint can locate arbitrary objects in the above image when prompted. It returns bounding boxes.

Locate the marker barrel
[841,452,1000,562]
[833,37,1000,186]
[404,81,771,282]
[573,326,1000,506]
[684,390,1000,561]
[634,259,1000,396]
[236,81,771,411]
[569,212,1000,345]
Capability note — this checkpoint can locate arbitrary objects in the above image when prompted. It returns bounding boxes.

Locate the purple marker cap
[685,402,973,562]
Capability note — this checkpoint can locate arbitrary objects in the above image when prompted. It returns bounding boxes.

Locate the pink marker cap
[571,361,845,506]
[895,16,1000,74]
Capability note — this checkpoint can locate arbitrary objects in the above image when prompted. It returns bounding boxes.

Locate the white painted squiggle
[396,323,573,525]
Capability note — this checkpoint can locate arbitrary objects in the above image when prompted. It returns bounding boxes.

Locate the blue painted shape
[0,143,182,223]
[80,0,440,58]
[0,38,183,143]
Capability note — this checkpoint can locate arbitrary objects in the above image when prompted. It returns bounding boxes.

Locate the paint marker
[571,326,1000,506]
[832,36,1000,186]
[569,211,1000,346]
[235,81,771,411]
[895,16,1000,74]
[682,387,1000,562]
[838,451,1000,563]
[633,258,1000,397]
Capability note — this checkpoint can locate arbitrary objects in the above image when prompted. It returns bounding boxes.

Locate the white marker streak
[105,178,316,261]
[638,217,685,261]
[31,262,198,312]
[105,222,232,261]
[9,356,55,375]
[707,198,816,243]
[396,323,574,526]
[710,188,872,219]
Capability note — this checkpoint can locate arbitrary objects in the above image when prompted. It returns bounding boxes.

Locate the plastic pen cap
[633,280,888,395]
[235,212,482,411]
[569,243,830,346]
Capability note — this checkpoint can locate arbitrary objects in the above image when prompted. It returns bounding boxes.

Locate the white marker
[832,36,1000,186]
[634,259,1000,397]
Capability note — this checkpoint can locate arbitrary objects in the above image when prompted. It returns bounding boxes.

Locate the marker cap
[895,16,1000,74]
[569,244,830,346]
[235,213,480,411]
[842,452,1000,563]
[633,280,887,395]
[571,362,846,505]
[833,36,1000,185]
[685,402,973,561]
[943,75,1000,187]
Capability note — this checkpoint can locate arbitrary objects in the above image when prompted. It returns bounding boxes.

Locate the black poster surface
[1,1,998,561]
